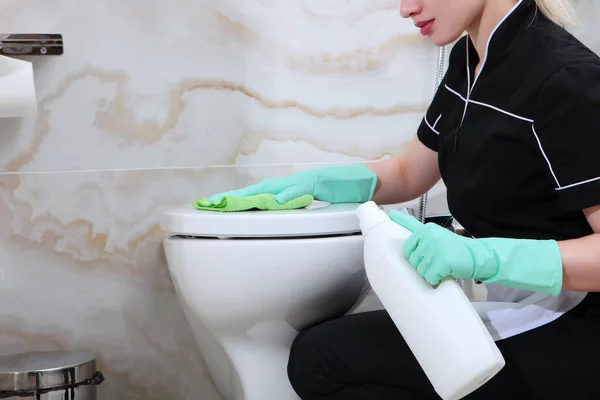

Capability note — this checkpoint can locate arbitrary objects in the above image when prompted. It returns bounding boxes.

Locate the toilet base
[184,309,301,400]
[219,334,300,400]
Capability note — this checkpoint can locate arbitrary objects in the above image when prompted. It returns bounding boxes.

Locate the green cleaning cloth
[193,193,314,212]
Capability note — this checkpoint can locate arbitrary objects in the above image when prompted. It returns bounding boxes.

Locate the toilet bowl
[161,201,369,400]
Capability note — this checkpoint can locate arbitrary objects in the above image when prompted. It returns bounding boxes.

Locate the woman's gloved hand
[209,165,377,204]
[388,210,564,296]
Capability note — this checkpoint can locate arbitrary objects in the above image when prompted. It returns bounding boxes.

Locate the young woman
[210,0,600,398]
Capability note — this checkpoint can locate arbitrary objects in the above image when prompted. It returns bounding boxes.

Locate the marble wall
[0,1,597,399]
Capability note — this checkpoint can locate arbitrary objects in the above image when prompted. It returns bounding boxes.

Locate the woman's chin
[429,31,463,48]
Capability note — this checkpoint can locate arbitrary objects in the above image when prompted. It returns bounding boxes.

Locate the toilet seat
[161,201,367,238]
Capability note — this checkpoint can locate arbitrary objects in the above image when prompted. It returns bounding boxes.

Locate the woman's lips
[416,19,435,36]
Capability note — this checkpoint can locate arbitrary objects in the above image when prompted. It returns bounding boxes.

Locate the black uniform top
[418,0,600,241]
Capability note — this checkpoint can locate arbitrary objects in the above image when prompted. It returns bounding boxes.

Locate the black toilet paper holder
[0,33,63,56]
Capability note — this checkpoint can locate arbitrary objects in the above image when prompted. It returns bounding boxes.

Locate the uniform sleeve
[416,75,448,152]
[533,62,600,211]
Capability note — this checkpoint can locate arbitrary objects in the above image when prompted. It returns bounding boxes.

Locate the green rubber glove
[209,165,377,204]
[388,210,564,296]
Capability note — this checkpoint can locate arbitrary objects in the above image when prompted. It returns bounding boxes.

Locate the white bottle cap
[356,201,390,235]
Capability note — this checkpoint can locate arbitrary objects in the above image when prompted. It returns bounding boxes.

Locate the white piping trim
[444,85,533,122]
[556,176,600,191]
[424,115,440,135]
[531,125,561,188]
[433,114,442,129]
[470,0,524,91]
[532,125,600,191]
[444,84,467,101]
[470,99,533,122]
[457,0,524,126]
[461,39,471,125]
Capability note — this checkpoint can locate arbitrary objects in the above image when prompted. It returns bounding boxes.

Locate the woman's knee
[287,323,338,398]
[287,328,319,392]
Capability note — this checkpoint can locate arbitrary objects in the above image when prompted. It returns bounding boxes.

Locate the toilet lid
[161,201,366,238]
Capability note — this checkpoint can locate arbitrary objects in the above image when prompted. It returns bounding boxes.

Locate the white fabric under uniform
[473,286,588,341]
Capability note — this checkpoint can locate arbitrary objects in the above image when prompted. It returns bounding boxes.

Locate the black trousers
[287,292,600,399]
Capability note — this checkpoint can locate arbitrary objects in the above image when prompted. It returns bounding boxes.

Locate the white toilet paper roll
[0,55,37,118]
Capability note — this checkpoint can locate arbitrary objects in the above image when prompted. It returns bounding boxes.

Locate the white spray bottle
[355,201,505,400]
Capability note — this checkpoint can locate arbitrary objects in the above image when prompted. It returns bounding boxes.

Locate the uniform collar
[466,0,537,69]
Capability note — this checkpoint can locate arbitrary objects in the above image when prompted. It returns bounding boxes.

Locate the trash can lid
[0,351,98,391]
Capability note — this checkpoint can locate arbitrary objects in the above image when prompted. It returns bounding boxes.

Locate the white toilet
[161,201,370,400]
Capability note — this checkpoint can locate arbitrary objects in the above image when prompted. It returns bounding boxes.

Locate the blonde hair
[535,0,579,28]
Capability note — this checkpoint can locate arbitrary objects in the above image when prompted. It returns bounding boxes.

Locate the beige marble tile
[571,0,600,52]
[0,168,220,398]
[0,0,437,172]
[0,167,228,399]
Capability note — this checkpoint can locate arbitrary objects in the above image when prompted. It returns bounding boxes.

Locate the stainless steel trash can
[0,351,104,399]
